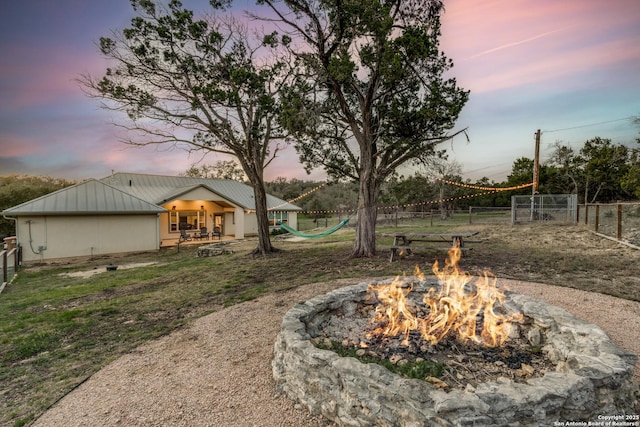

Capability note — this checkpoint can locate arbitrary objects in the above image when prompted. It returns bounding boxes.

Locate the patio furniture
[211,226,222,240]
[195,227,209,240]
[179,229,192,242]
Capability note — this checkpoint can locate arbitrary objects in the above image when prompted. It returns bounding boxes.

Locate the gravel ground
[33,277,640,427]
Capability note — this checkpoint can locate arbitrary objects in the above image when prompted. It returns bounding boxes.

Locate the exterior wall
[244,211,258,236]
[288,212,298,230]
[234,207,245,239]
[223,210,237,237]
[16,215,160,262]
[239,211,299,237]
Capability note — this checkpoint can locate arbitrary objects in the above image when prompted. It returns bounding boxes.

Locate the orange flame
[368,245,522,347]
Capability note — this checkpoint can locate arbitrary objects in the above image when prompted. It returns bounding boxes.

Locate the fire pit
[273,248,639,426]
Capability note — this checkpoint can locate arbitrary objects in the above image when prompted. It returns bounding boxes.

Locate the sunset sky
[1,0,639,183]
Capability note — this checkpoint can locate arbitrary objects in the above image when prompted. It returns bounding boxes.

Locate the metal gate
[511,194,578,224]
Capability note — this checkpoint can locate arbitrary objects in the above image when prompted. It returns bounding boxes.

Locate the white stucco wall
[17,215,160,262]
[237,210,299,236]
[288,212,298,229]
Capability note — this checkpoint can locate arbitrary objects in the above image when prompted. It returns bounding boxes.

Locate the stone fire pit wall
[272,280,639,426]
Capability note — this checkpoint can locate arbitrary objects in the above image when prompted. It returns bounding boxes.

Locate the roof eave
[2,210,167,216]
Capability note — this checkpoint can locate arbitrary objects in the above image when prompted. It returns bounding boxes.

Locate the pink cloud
[0,43,109,109]
[441,0,640,94]
[465,37,640,93]
[0,133,46,157]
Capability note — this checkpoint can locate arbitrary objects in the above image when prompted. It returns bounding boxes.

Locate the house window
[269,211,288,225]
[169,210,206,232]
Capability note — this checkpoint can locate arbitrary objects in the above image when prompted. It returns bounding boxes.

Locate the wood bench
[389,245,473,262]
[384,231,481,262]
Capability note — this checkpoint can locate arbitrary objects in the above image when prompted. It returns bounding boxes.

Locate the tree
[259,0,469,257]
[183,160,246,181]
[620,117,640,199]
[79,0,288,255]
[0,175,74,236]
[507,157,534,186]
[420,158,462,219]
[620,145,640,200]
[546,141,581,195]
[578,137,631,202]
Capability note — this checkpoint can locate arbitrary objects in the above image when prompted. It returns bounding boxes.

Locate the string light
[435,178,534,191]
[266,182,328,212]
[303,208,357,215]
[265,178,534,215]
[286,182,327,203]
[302,185,531,215]
[376,190,499,211]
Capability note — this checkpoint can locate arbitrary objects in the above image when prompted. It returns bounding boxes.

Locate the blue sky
[1,0,639,183]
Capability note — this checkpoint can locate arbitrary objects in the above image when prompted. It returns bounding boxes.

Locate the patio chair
[195,227,209,240]
[211,226,222,240]
[179,229,192,242]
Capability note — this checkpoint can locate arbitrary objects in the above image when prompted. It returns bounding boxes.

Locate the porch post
[235,207,245,239]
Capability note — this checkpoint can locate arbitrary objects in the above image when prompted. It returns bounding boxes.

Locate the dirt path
[33,277,640,427]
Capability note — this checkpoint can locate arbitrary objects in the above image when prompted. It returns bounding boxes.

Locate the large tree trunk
[248,175,276,255]
[351,174,379,257]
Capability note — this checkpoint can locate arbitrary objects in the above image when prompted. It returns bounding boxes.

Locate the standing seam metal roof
[1,179,168,215]
[2,173,301,216]
[100,172,302,211]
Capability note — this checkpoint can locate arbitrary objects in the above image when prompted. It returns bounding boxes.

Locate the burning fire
[368,244,522,347]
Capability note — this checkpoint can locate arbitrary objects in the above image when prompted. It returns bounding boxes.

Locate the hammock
[277,218,350,239]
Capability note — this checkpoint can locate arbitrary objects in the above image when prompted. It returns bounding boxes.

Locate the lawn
[1,220,638,426]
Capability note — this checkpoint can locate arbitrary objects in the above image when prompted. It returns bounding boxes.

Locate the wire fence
[296,208,513,231]
[285,200,640,251]
[377,208,513,227]
[578,202,640,248]
[511,194,578,224]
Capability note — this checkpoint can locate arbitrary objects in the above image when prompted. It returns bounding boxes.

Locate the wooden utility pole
[533,129,541,194]
[530,129,541,221]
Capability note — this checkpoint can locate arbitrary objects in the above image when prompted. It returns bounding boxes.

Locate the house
[2,172,301,262]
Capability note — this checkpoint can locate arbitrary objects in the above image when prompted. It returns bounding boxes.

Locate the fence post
[2,250,6,284]
[584,204,589,225]
[14,246,20,273]
[594,204,599,233]
[617,202,622,240]
[468,206,472,224]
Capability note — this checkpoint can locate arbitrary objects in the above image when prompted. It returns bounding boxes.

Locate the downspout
[2,214,17,234]
[2,214,21,269]
[2,214,19,250]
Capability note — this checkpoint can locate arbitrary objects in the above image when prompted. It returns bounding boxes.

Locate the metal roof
[2,179,167,216]
[100,172,302,211]
[2,173,302,217]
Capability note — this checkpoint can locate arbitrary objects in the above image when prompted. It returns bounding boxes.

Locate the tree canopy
[80,0,289,254]
[0,175,75,237]
[182,160,246,181]
[259,0,469,256]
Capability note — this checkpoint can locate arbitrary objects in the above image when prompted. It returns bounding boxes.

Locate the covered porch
[157,185,247,245]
